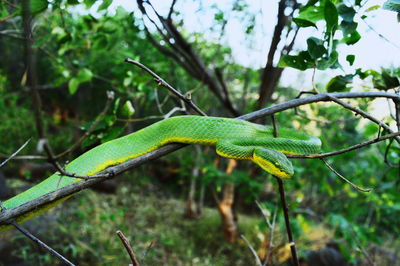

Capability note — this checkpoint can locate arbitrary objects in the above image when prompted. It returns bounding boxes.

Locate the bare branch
[241,234,263,266]
[274,177,299,266]
[263,207,277,266]
[54,91,114,159]
[255,200,277,266]
[125,58,207,116]
[136,0,240,115]
[0,139,30,168]
[240,92,400,121]
[167,0,178,21]
[1,92,399,224]
[0,202,75,266]
[12,221,76,266]
[326,95,400,144]
[116,230,140,266]
[320,158,372,193]
[384,139,399,168]
[0,143,184,225]
[2,91,399,161]
[288,132,400,159]
[141,239,156,261]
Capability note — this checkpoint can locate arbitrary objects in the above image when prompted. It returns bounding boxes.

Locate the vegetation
[0,0,399,265]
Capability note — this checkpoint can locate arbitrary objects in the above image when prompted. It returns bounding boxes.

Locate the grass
[1,176,261,265]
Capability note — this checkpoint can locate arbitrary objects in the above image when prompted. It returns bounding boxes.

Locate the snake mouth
[253,154,293,178]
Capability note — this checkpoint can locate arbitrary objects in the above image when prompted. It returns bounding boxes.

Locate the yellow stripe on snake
[0,116,321,231]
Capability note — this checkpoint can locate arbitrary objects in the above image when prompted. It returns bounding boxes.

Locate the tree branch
[116,230,140,266]
[136,0,240,116]
[1,92,399,225]
[125,58,207,116]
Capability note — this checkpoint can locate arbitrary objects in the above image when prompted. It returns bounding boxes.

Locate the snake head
[253,148,294,178]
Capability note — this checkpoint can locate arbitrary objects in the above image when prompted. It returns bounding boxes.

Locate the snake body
[1,116,321,231]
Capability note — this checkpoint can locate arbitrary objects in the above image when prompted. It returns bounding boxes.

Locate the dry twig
[320,158,372,193]
[241,234,263,266]
[124,58,207,116]
[116,230,140,266]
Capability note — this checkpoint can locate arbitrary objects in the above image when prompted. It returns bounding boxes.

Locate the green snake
[0,116,321,232]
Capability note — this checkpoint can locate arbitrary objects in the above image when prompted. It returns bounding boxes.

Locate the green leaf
[373,70,400,90]
[298,4,325,23]
[92,33,109,49]
[304,0,319,7]
[67,0,80,5]
[324,0,338,34]
[383,0,400,12]
[346,54,355,66]
[97,0,112,11]
[343,30,361,45]
[214,12,225,22]
[363,123,379,137]
[293,18,317,28]
[84,0,98,9]
[307,37,326,59]
[30,0,48,14]
[77,68,93,83]
[316,51,338,70]
[365,5,381,12]
[340,21,358,35]
[325,74,353,92]
[68,78,80,95]
[278,51,314,70]
[337,4,356,22]
[355,68,368,79]
[119,100,135,117]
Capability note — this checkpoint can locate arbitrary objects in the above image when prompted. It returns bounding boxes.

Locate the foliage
[0,0,399,264]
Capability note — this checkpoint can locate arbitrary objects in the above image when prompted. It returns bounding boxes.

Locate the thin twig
[116,230,140,266]
[288,132,400,159]
[141,239,156,261]
[241,234,263,266]
[320,158,372,192]
[54,91,114,159]
[384,139,399,168]
[270,116,299,265]
[2,93,400,224]
[361,17,400,50]
[311,68,320,93]
[239,92,400,121]
[0,139,30,168]
[263,207,277,266]
[12,221,76,266]
[255,201,277,266]
[3,92,399,160]
[350,226,376,266]
[0,203,75,266]
[394,99,400,132]
[124,58,207,116]
[0,143,184,226]
[326,95,400,144]
[271,115,278,138]
[275,177,299,266]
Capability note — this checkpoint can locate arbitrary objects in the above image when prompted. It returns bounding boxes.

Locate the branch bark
[137,0,240,116]
[257,0,299,109]
[1,91,399,225]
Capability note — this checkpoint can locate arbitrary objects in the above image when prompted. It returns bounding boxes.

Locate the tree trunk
[184,147,202,218]
[216,182,238,243]
[184,164,200,219]
[213,159,239,243]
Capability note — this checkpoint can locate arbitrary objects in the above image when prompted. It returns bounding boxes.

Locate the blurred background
[0,0,399,265]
